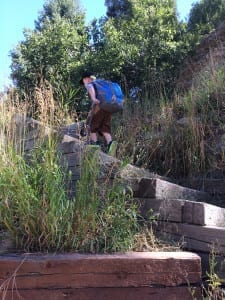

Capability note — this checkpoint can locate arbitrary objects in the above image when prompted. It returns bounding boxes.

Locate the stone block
[136,198,184,223]
[182,201,225,226]
[157,221,225,254]
[134,178,210,201]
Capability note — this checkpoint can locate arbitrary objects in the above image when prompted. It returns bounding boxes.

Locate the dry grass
[0,84,154,254]
[113,62,225,179]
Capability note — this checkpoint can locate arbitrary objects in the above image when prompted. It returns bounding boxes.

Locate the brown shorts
[88,108,112,134]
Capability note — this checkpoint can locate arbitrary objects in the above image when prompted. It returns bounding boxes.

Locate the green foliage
[9,0,225,122]
[188,0,225,36]
[0,138,75,251]
[203,249,225,299]
[105,0,133,18]
[183,0,225,57]
[8,0,206,114]
[98,187,139,253]
[0,138,140,253]
[35,0,82,31]
[10,0,88,110]
[88,0,186,93]
[73,147,140,253]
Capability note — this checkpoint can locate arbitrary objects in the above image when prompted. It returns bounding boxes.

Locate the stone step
[0,252,201,300]
[59,122,85,139]
[136,198,225,227]
[156,221,225,254]
[58,135,121,180]
[182,200,225,226]
[2,286,201,300]
[128,177,210,201]
[136,197,184,223]
[117,165,210,201]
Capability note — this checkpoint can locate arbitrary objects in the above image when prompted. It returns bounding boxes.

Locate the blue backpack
[92,79,124,113]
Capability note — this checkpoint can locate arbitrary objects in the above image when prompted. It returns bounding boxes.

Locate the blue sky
[0,0,197,90]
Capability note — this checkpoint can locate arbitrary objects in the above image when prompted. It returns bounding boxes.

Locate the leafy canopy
[10,0,88,107]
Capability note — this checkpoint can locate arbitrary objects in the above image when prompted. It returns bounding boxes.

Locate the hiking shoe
[90,140,101,146]
[107,141,118,156]
[86,144,100,153]
[80,127,87,137]
[86,140,101,151]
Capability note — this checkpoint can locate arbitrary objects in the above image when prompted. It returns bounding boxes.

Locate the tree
[188,0,225,35]
[105,0,133,18]
[35,0,81,31]
[88,0,183,94]
[10,0,88,108]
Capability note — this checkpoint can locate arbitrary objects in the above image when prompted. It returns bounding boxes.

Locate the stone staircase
[21,118,225,279]
[29,121,224,258]
[116,165,225,278]
[58,133,225,254]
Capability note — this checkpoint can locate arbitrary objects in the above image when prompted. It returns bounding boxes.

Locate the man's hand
[88,85,100,105]
[92,98,100,105]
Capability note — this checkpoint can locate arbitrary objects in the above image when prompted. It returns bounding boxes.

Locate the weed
[202,249,225,299]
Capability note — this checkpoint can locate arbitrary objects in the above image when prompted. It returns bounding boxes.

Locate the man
[80,71,117,155]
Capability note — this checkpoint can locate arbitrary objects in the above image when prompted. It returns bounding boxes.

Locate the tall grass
[0,90,28,156]
[32,81,77,127]
[0,88,77,251]
[72,146,140,253]
[0,141,140,252]
[0,139,75,251]
[0,86,141,253]
[114,64,225,179]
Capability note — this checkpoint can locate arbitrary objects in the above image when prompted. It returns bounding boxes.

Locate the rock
[135,178,210,201]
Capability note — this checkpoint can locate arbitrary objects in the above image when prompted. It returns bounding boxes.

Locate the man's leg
[102,132,118,156]
[102,132,112,145]
[90,132,98,143]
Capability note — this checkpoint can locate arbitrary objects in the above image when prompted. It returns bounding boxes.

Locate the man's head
[79,71,96,85]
